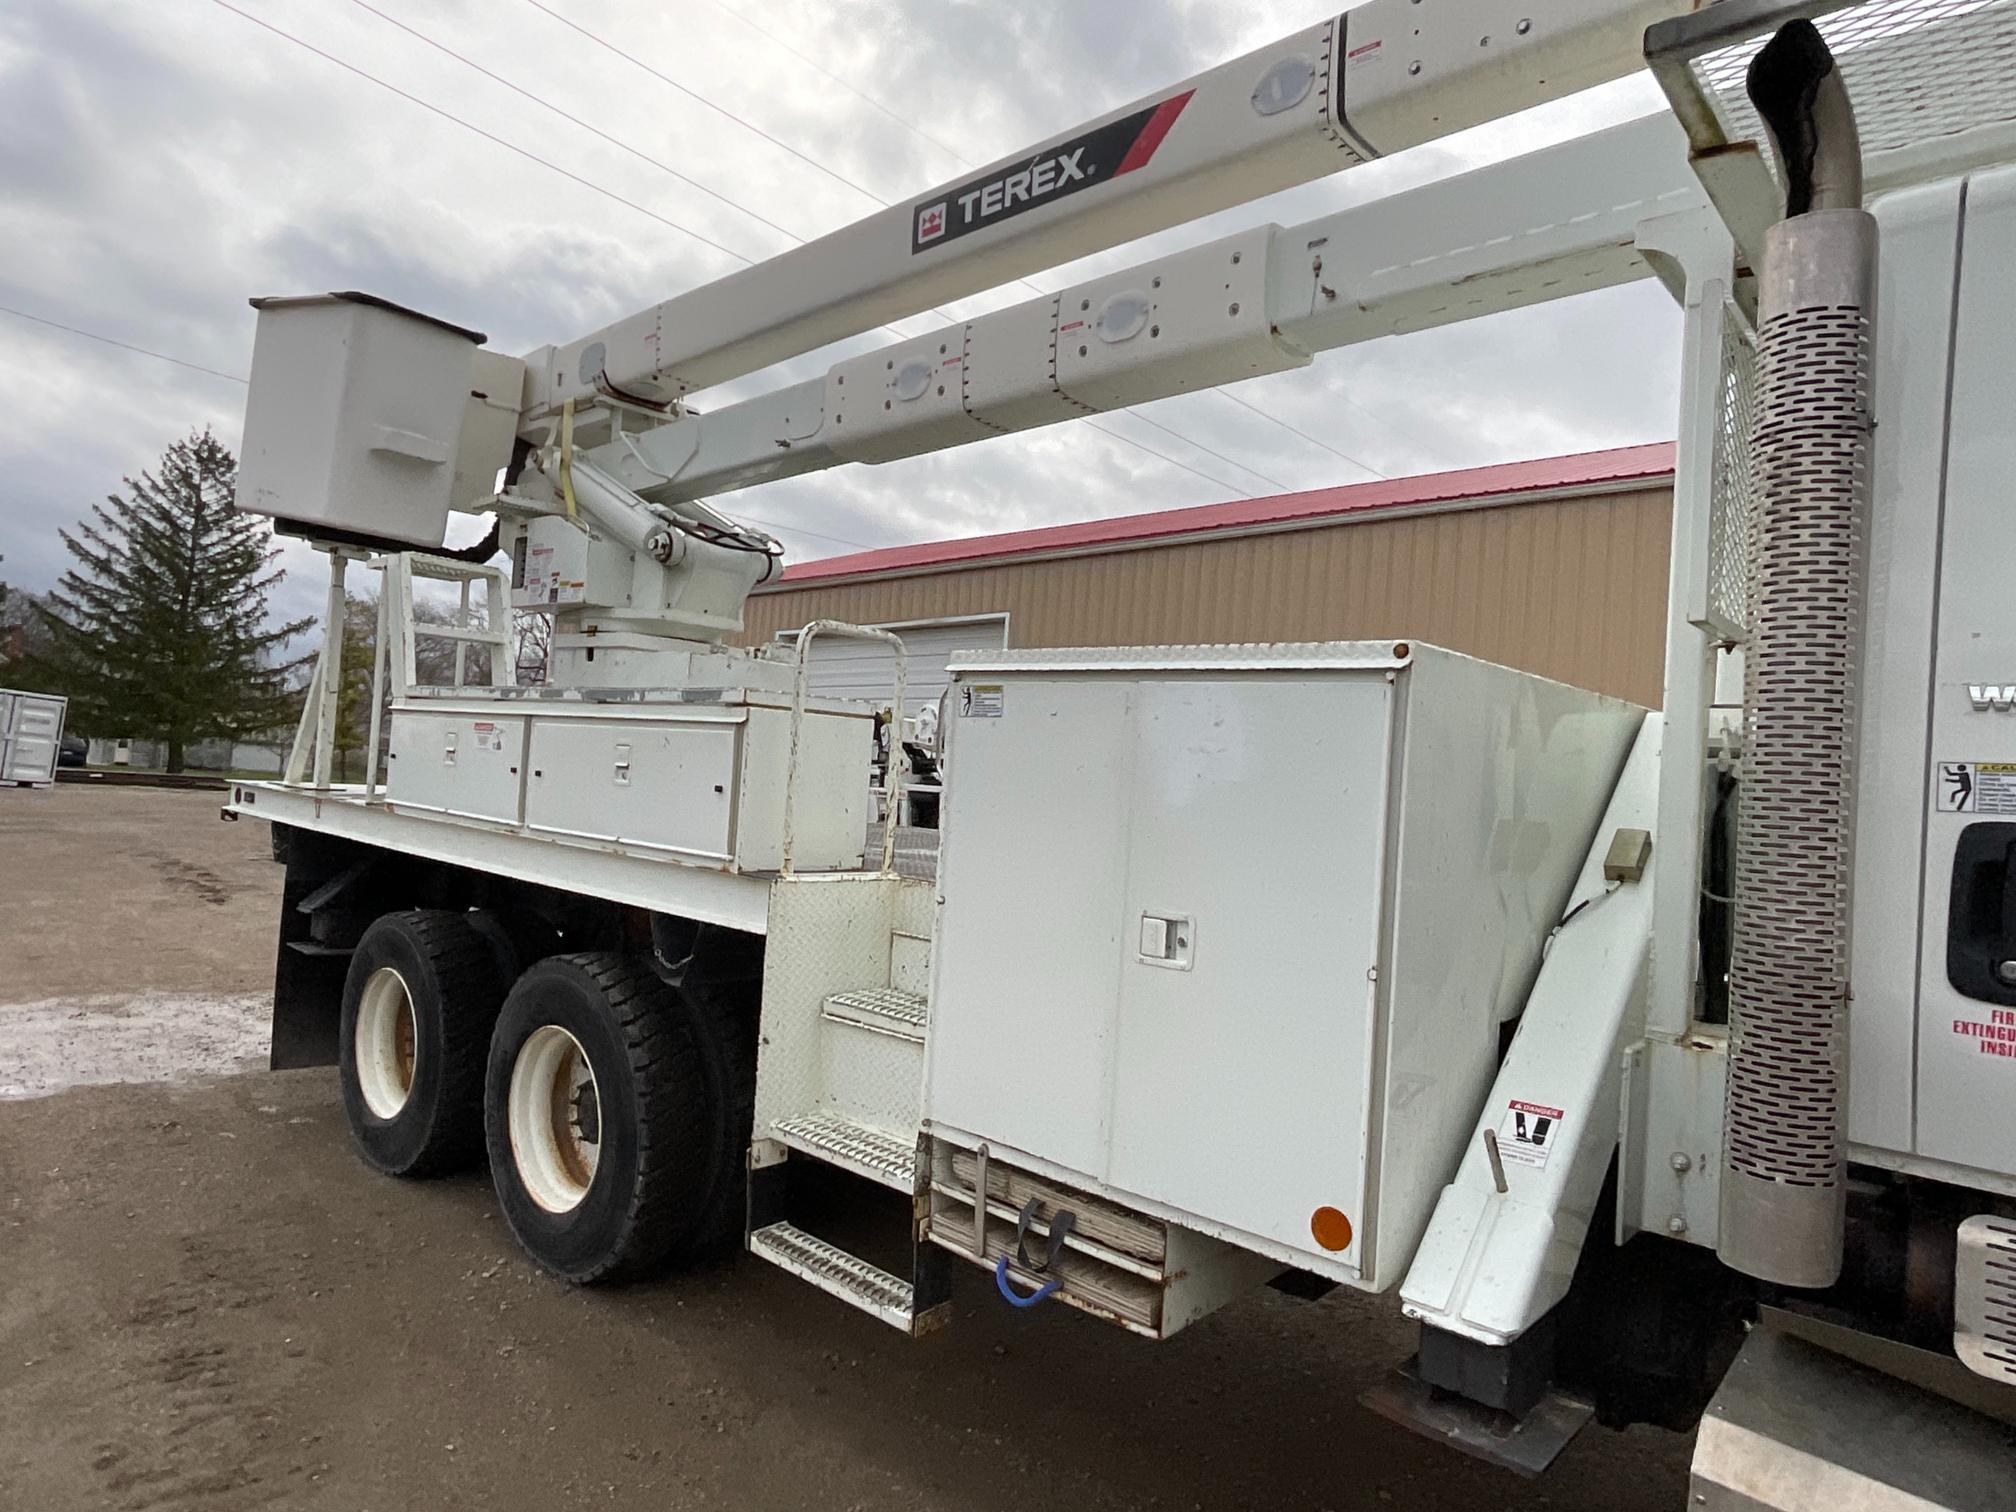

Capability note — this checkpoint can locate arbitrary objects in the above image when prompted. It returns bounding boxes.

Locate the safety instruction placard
[1936,761,2016,813]
[1497,1100,1564,1169]
[522,544,585,606]
[958,684,1004,718]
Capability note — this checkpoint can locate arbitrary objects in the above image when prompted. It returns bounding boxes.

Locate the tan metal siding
[740,487,1671,706]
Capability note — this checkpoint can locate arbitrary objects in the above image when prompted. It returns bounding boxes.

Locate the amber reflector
[1310,1206,1353,1252]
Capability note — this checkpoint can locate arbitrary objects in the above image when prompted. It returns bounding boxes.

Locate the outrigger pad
[1359,1356,1593,1480]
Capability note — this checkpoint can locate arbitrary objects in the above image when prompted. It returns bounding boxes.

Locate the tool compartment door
[1105,675,1391,1270]
[925,678,1135,1178]
[523,716,741,863]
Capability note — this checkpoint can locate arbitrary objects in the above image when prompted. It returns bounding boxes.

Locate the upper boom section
[526,0,1687,417]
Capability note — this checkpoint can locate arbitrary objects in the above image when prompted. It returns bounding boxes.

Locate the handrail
[782,619,908,877]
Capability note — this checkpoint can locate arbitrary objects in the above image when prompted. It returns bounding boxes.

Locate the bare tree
[513,610,552,686]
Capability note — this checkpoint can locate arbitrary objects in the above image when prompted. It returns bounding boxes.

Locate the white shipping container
[0,689,68,787]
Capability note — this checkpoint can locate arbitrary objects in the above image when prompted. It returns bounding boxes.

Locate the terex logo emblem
[910,89,1194,254]
[1969,684,2016,711]
[955,149,1089,230]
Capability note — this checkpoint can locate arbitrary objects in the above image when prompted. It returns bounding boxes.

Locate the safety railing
[781,619,907,877]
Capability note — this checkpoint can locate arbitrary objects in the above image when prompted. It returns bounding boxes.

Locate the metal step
[771,1112,917,1191]
[749,1221,914,1330]
[821,987,929,1044]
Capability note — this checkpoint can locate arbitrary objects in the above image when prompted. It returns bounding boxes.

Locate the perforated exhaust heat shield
[1718,22,1877,1291]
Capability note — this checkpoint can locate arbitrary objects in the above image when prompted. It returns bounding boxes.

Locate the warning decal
[1937,761,2016,813]
[471,721,504,753]
[958,684,1004,718]
[1954,1008,2016,1061]
[1497,1100,1564,1169]
[522,545,585,607]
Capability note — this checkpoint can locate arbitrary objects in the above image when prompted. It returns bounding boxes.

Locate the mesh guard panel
[1720,209,1877,1289]
[1692,1,2016,169]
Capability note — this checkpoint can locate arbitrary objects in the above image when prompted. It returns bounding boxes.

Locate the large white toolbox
[384,691,873,873]
[923,642,1641,1289]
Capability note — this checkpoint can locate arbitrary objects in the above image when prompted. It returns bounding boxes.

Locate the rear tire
[338,910,506,1177]
[484,953,751,1284]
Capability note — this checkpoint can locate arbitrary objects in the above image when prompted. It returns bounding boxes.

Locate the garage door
[780,616,1008,718]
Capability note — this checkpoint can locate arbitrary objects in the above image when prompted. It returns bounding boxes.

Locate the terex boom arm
[525,0,1688,415]
[581,112,1700,512]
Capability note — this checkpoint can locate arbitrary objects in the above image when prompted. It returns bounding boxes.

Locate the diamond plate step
[771,1112,916,1191]
[749,1222,914,1329]
[821,987,929,1043]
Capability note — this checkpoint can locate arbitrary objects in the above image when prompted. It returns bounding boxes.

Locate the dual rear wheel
[336,912,751,1282]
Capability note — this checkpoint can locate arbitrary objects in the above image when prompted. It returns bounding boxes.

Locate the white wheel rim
[355,966,418,1119]
[508,1025,602,1213]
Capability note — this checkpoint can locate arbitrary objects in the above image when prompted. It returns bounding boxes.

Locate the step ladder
[747,920,950,1333]
[361,552,514,798]
[282,549,513,792]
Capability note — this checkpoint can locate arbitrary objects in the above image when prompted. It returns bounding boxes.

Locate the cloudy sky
[0,0,1679,631]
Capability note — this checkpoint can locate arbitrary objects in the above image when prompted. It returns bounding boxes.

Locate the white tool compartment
[383,693,873,873]
[386,711,529,826]
[524,716,740,863]
[0,690,67,787]
[924,642,1640,1289]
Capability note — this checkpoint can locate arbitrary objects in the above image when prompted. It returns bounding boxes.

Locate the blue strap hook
[993,1196,1076,1309]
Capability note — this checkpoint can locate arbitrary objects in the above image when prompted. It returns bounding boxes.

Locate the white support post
[1617,207,1740,1249]
[487,569,510,687]
[1636,207,1738,1043]
[454,577,471,689]
[393,554,417,698]
[311,552,347,789]
[363,572,390,799]
[282,645,322,787]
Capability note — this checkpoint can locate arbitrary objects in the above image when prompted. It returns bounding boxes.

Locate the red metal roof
[768,442,1675,587]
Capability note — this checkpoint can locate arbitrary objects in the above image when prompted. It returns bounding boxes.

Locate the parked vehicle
[220,4,2016,1503]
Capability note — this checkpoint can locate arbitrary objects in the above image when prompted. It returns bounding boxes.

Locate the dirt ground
[0,786,1693,1511]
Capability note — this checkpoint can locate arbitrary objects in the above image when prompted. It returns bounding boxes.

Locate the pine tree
[30,430,312,772]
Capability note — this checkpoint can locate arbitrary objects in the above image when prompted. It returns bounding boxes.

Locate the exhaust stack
[1718,21,1875,1290]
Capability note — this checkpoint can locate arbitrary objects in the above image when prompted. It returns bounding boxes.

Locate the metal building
[739,443,1676,710]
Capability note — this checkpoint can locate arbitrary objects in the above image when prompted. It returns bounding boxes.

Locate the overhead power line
[340,0,805,253]
[0,304,248,384]
[737,514,874,551]
[1117,409,1292,493]
[698,0,977,171]
[518,0,889,204]
[209,0,756,269]
[1218,391,1382,480]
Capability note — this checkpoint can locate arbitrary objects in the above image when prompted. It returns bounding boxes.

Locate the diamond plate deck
[749,1221,914,1328]
[823,987,930,1042]
[772,1111,917,1190]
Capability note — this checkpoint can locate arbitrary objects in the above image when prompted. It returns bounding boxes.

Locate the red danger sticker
[1497,1100,1565,1169]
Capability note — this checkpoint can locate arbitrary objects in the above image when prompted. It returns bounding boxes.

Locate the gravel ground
[0,785,1694,1510]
